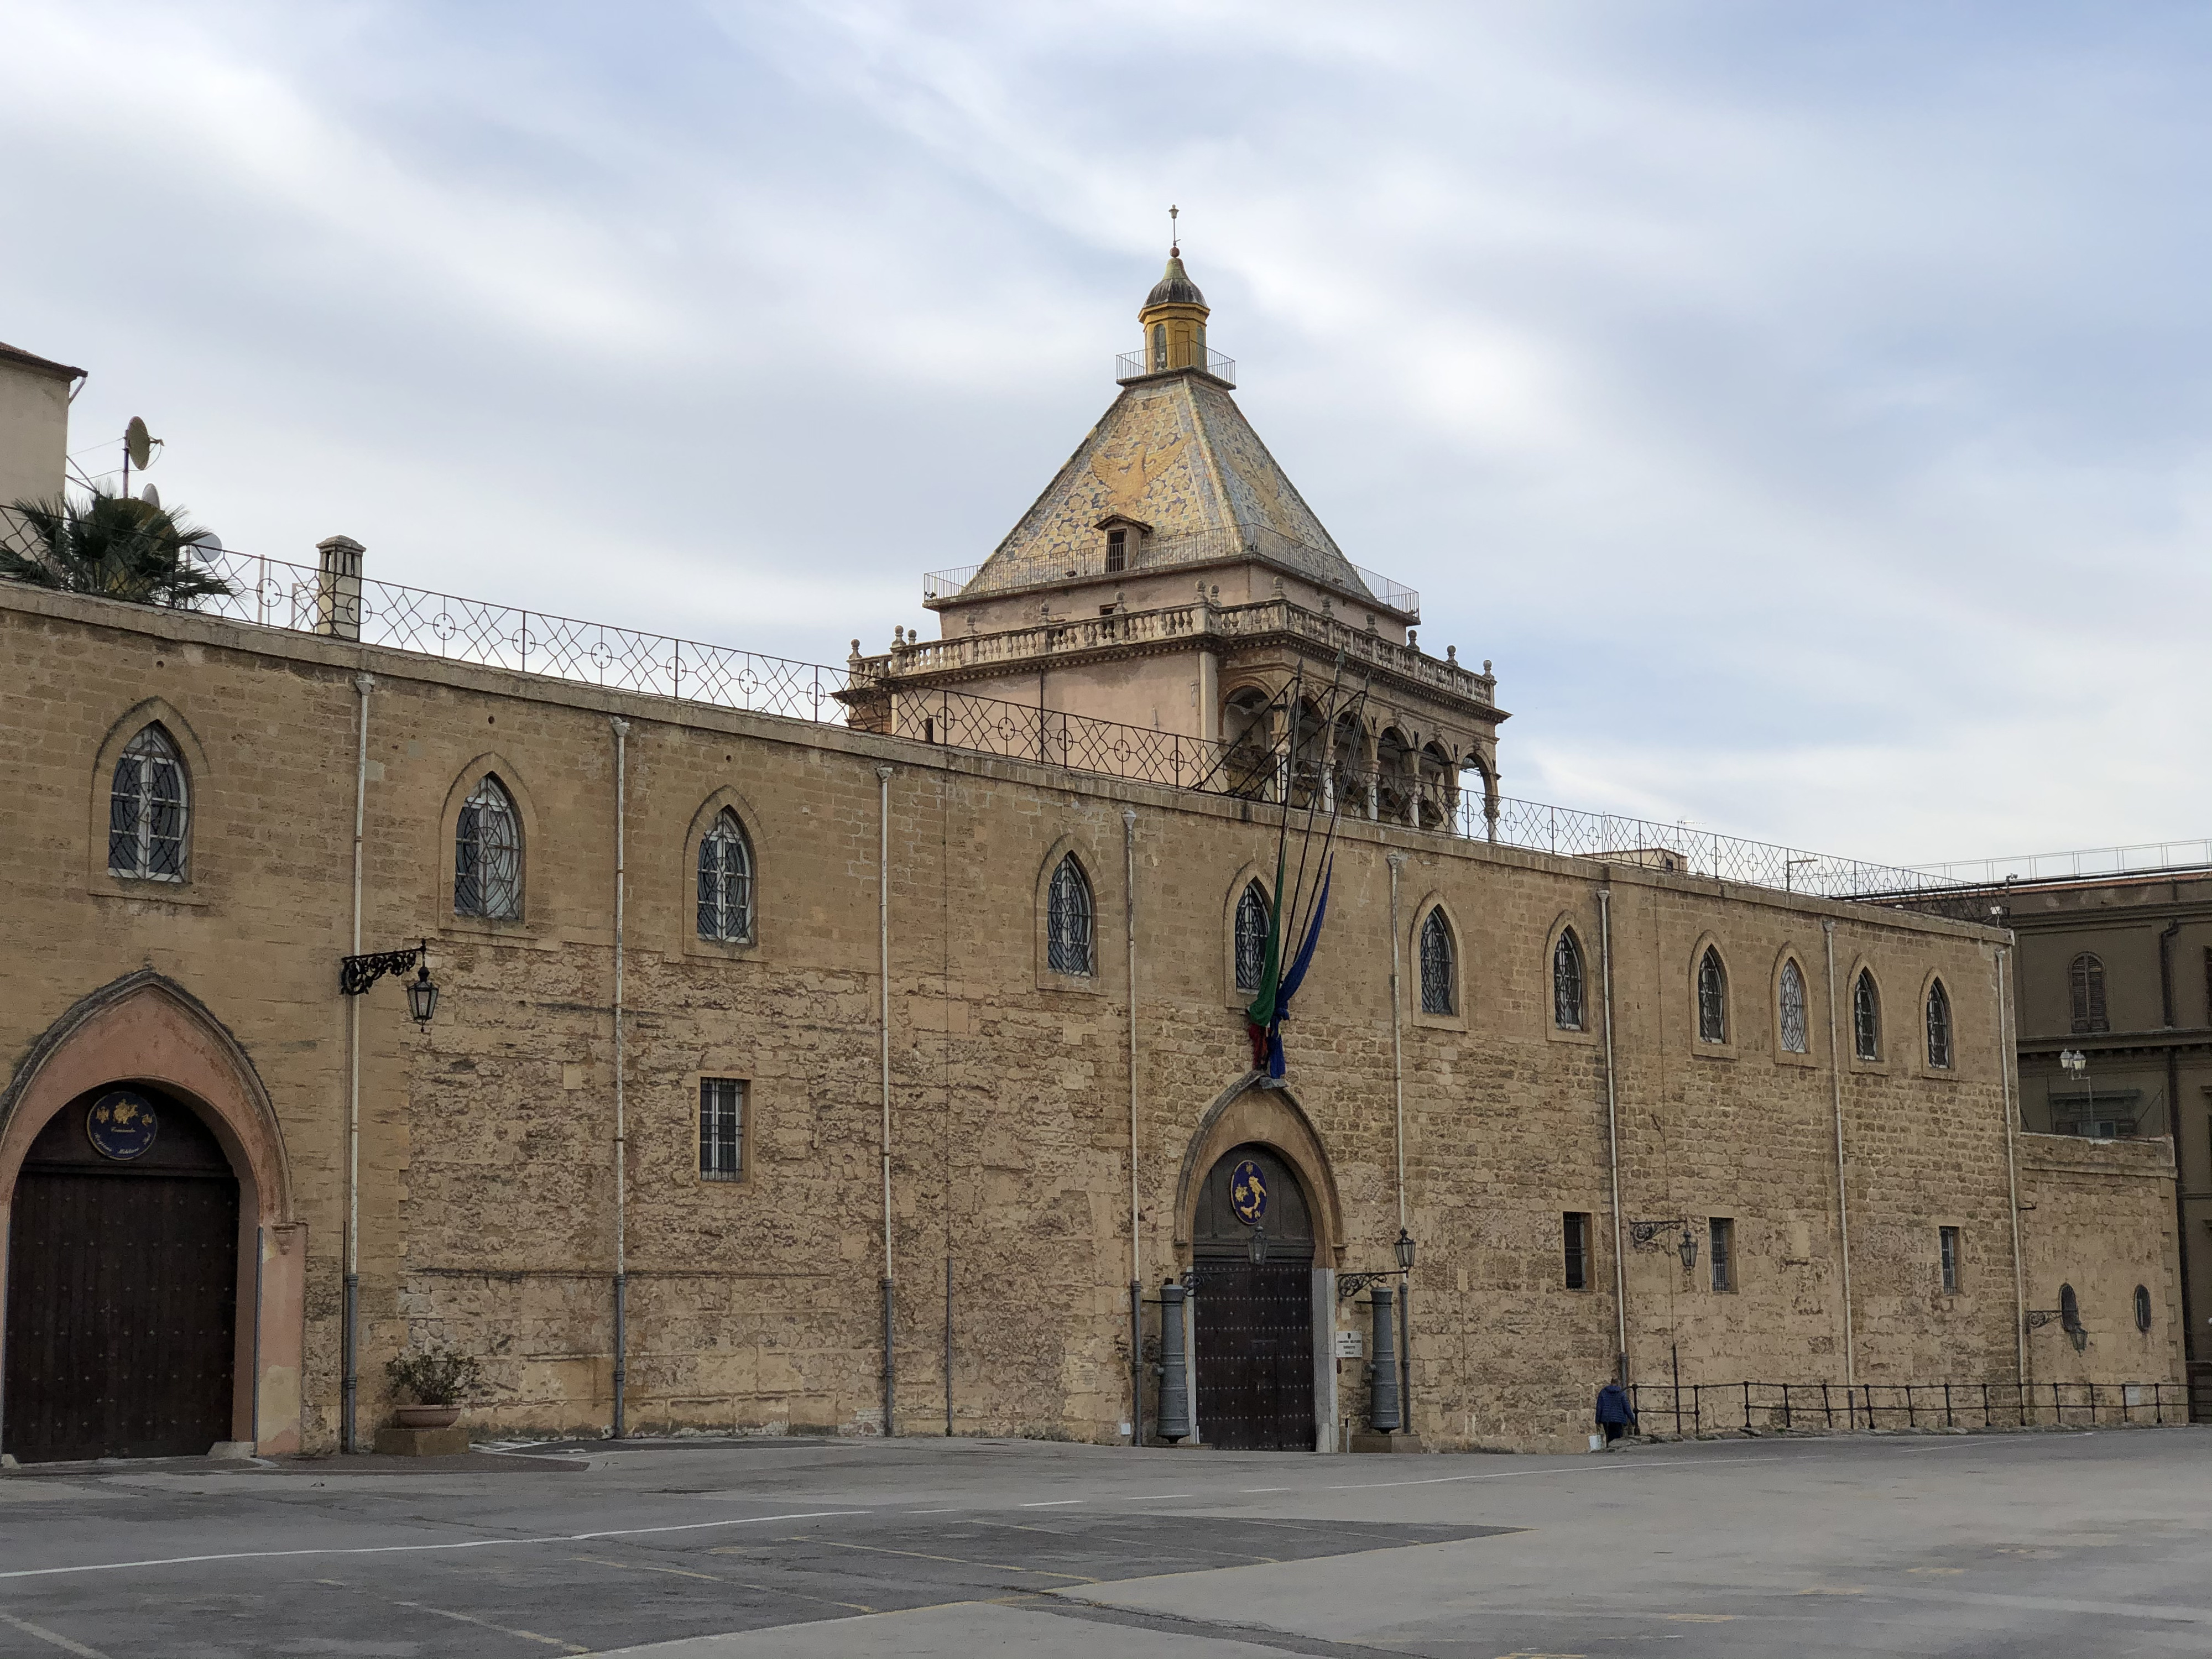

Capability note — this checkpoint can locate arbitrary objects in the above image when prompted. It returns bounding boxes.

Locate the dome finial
[1169,202,1178,258]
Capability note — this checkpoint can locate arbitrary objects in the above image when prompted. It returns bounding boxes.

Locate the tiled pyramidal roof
[962,369,1379,604]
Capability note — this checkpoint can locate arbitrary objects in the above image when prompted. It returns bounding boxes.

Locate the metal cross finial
[1170,203,1178,255]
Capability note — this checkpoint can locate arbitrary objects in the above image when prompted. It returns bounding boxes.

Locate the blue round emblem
[86,1089,159,1161]
[1229,1159,1268,1226]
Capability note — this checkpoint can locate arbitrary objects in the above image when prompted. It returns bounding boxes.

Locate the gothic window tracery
[1419,908,1455,1016]
[1853,969,1882,1061]
[1234,881,1269,994]
[1778,959,1809,1054]
[1925,978,1953,1069]
[1697,947,1728,1044]
[1047,854,1094,976]
[697,809,755,943]
[1553,929,1585,1031]
[109,725,187,881]
[455,775,521,920]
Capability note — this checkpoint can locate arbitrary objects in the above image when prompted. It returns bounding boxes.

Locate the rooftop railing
[1114,347,1236,385]
[0,536,1964,909]
[1908,838,2212,887]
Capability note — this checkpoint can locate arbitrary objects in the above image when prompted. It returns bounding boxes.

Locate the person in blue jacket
[1595,1380,1636,1444]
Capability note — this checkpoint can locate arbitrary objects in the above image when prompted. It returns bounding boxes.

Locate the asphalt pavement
[0,1426,2205,1657]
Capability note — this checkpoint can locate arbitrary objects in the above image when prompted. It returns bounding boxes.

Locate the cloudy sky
[4,1,2206,868]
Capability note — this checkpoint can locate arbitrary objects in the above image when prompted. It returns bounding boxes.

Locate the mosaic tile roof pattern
[962,373,1374,599]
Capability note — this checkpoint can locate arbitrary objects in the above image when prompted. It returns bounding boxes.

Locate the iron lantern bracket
[1337,1267,1408,1302]
[340,941,425,997]
[1628,1218,1691,1250]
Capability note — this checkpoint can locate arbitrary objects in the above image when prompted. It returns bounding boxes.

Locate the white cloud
[1,0,2205,865]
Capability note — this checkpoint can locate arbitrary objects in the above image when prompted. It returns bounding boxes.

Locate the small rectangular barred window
[700,1078,745,1181]
[1709,1217,1735,1292]
[1940,1225,1960,1293]
[1563,1212,1591,1290]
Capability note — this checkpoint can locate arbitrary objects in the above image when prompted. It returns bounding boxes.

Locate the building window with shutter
[1709,1218,1735,1292]
[2069,953,2109,1034]
[700,1079,745,1181]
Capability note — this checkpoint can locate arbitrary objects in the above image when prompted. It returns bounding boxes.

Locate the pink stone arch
[0,972,305,1453]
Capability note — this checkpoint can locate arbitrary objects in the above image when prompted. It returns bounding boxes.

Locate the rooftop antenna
[1169,204,1178,257]
[121,415,161,502]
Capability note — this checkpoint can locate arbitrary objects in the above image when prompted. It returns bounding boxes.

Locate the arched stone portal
[0,973,304,1459]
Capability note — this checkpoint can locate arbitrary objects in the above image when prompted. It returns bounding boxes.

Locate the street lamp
[341,937,440,1030]
[1394,1229,1416,1272]
[1247,1225,1269,1266]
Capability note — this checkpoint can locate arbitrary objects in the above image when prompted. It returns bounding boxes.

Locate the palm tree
[1,488,234,607]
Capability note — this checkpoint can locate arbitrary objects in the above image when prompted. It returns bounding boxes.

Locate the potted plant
[385,1345,484,1431]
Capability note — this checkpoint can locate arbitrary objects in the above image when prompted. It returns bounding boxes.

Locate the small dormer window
[1106,528,1127,572]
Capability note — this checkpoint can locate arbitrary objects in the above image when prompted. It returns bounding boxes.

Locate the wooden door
[1191,1144,1316,1451]
[4,1089,239,1463]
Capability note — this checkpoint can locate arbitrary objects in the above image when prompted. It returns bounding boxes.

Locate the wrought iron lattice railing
[1626,1378,2196,1436]
[0,539,1965,909]
[1114,346,1237,385]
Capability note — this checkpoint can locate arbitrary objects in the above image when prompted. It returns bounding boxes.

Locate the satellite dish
[125,417,155,471]
[139,483,161,509]
[182,530,222,563]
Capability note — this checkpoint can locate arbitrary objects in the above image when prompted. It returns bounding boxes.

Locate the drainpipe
[1387,853,1407,1231]
[343,671,373,1454]
[610,718,629,1439]
[1125,807,1141,1447]
[1823,920,1855,1387]
[1996,943,2027,1386]
[878,764,896,1436]
[1386,851,1408,1436]
[2162,917,2195,1361]
[1599,884,1628,1384]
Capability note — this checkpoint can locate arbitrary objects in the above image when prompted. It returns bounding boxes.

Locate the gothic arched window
[1697,947,1728,1044]
[1419,909,1455,1016]
[1234,881,1269,994]
[109,724,188,881]
[1853,969,1882,1061]
[1047,855,1094,976]
[2069,953,2109,1034]
[1553,929,1585,1031]
[1778,959,1809,1054]
[455,775,521,920]
[1925,978,1953,1070]
[697,809,754,943]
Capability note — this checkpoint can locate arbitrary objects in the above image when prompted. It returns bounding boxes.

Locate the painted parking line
[1019,1499,1082,1507]
[0,1508,870,1582]
[0,1610,108,1658]
[392,1600,586,1653]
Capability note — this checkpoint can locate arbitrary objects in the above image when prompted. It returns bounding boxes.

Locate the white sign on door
[1333,1330,1365,1359]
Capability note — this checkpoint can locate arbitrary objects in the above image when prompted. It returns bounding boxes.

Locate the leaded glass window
[108,726,187,880]
[1925,979,1952,1069]
[1047,855,1093,976]
[455,775,521,919]
[1853,969,1881,1061]
[1234,881,1269,994]
[1553,929,1585,1030]
[697,810,754,942]
[1697,947,1728,1044]
[2069,953,2108,1034]
[1778,959,1809,1054]
[1419,909,1455,1016]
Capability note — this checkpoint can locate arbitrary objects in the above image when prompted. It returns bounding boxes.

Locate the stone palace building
[0,257,2187,1463]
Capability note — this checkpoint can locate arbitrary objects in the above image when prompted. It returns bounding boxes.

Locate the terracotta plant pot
[394,1405,461,1430]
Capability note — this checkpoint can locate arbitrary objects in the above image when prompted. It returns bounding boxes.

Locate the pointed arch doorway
[1192,1143,1316,1451]
[5,1085,239,1461]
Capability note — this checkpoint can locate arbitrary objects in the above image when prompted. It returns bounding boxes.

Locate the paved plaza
[0,1427,2206,1657]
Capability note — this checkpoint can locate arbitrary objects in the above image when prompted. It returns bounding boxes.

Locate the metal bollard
[1157,1280,1191,1442]
[1369,1287,1401,1433]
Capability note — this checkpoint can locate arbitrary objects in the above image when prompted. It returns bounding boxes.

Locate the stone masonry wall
[0,583,2183,1455]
